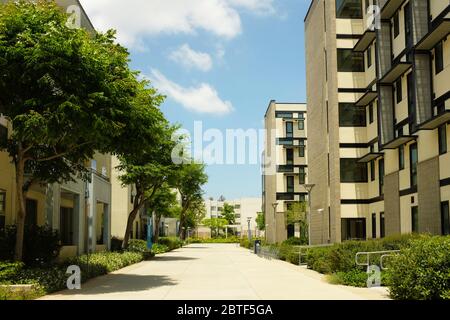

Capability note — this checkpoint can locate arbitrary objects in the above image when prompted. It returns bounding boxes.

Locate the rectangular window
[435,41,444,74]
[0,192,5,230]
[0,124,7,147]
[410,143,418,187]
[396,78,402,103]
[439,125,447,155]
[298,119,305,130]
[299,140,305,158]
[341,218,366,241]
[393,12,399,38]
[340,158,368,183]
[379,159,385,195]
[276,112,293,119]
[336,0,362,19]
[60,207,74,245]
[337,49,364,72]
[372,213,376,239]
[286,148,294,165]
[441,201,450,235]
[399,145,405,170]
[370,160,375,181]
[286,122,293,138]
[369,103,374,124]
[287,176,295,193]
[367,45,372,68]
[299,167,306,185]
[339,103,367,127]
[411,206,419,233]
[380,212,385,238]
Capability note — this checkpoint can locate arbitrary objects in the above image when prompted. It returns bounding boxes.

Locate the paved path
[41,244,390,300]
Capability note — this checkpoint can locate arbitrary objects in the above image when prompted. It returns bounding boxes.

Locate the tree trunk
[122,193,145,249]
[153,215,161,243]
[14,155,27,262]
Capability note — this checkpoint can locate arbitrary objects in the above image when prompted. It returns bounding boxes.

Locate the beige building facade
[263,101,309,243]
[305,0,450,244]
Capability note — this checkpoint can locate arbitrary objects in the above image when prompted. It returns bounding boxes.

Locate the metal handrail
[355,250,400,270]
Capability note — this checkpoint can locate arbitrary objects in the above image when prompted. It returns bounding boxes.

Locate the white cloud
[149,69,233,115]
[169,44,213,72]
[79,0,276,48]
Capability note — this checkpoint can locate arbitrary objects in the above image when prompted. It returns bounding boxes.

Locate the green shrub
[282,237,307,246]
[127,240,150,253]
[190,236,240,244]
[240,238,264,249]
[110,237,123,252]
[158,237,183,250]
[0,262,24,282]
[152,244,169,254]
[328,270,368,288]
[385,235,450,300]
[0,225,61,266]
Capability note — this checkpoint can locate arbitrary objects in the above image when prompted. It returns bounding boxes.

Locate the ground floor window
[442,201,450,235]
[341,218,366,241]
[411,206,419,233]
[0,191,5,230]
[371,213,376,238]
[60,207,74,245]
[380,212,385,238]
[287,224,295,239]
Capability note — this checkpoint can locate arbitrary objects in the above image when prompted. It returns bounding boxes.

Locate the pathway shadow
[152,256,198,262]
[53,274,177,296]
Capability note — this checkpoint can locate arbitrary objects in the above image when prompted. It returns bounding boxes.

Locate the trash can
[254,240,261,254]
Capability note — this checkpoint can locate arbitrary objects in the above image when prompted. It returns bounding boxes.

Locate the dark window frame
[396,78,403,103]
[380,212,385,238]
[393,11,400,38]
[369,103,374,124]
[287,176,295,193]
[370,160,375,181]
[286,121,294,138]
[298,119,305,130]
[435,41,444,75]
[411,206,419,233]
[441,201,450,235]
[299,167,306,185]
[60,207,74,246]
[399,145,405,170]
[367,45,372,68]
[379,158,385,195]
[410,143,418,187]
[339,103,367,127]
[371,213,377,239]
[438,125,447,155]
[286,148,294,165]
[299,140,306,158]
[340,158,368,183]
[336,0,363,19]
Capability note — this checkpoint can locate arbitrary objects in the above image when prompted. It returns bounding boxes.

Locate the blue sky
[80,0,310,200]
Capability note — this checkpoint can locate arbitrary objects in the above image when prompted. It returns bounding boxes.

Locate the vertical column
[87,175,95,253]
[103,203,111,250]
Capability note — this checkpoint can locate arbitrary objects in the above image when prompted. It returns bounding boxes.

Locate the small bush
[190,237,240,244]
[328,270,369,288]
[282,237,307,246]
[385,235,450,300]
[152,244,169,254]
[158,237,183,250]
[127,240,150,253]
[0,262,24,283]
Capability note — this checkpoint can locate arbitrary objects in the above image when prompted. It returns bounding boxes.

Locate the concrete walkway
[41,244,390,300]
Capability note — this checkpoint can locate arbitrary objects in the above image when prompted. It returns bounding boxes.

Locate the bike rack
[355,250,400,270]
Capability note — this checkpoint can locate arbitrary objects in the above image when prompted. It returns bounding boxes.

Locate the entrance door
[60,207,74,245]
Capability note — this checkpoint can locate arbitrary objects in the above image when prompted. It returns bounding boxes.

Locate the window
[234,204,241,209]
[399,145,405,170]
[276,112,293,119]
[393,12,399,38]
[299,140,306,157]
[396,78,402,103]
[211,206,217,211]
[0,192,5,230]
[286,148,294,165]
[380,213,385,238]
[298,119,305,130]
[441,201,450,235]
[60,207,74,245]
[0,124,7,147]
[336,0,362,19]
[368,103,374,124]
[439,125,447,155]
[367,45,372,68]
[287,176,295,193]
[299,167,306,185]
[370,160,375,181]
[411,206,419,233]
[379,159,385,195]
[341,218,366,241]
[339,103,367,127]
[337,49,364,72]
[372,213,376,238]
[435,41,444,74]
[286,122,293,138]
[340,158,368,183]
[410,143,418,187]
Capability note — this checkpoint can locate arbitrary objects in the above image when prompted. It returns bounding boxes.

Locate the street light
[271,202,279,243]
[247,217,252,241]
[302,184,315,246]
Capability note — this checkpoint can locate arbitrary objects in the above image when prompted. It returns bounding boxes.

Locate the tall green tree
[183,198,206,237]
[146,184,178,243]
[202,218,228,238]
[173,163,208,240]
[115,83,179,248]
[285,202,308,242]
[222,203,235,225]
[256,212,265,231]
[0,1,139,260]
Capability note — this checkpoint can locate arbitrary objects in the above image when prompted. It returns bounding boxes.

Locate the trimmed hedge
[385,235,450,300]
[190,237,240,244]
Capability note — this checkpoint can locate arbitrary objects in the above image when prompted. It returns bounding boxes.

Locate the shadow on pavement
[51,274,177,297]
[152,256,198,262]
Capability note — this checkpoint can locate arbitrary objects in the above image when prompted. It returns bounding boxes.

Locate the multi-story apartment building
[263,101,309,243]
[0,0,120,258]
[305,0,450,244]
[200,198,263,238]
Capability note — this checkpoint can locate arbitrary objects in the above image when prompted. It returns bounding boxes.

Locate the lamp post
[271,202,279,243]
[247,217,252,241]
[302,184,315,246]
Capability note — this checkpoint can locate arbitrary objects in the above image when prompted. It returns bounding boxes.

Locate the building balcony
[277,165,294,173]
[357,152,383,163]
[415,18,450,51]
[418,110,450,130]
[355,90,378,107]
[276,192,307,202]
[353,30,376,53]
[380,0,404,19]
[382,135,417,150]
[379,62,412,84]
